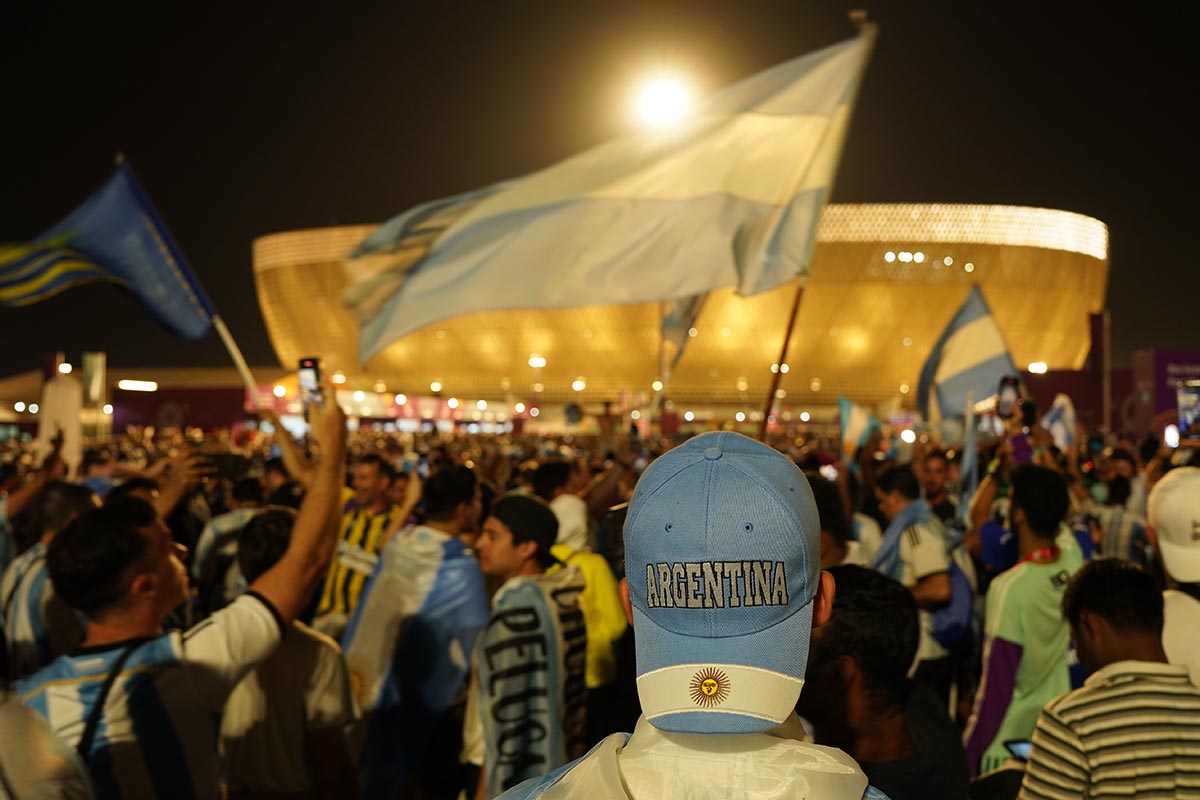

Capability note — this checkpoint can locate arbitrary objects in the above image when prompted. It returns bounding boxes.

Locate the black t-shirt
[859,684,971,800]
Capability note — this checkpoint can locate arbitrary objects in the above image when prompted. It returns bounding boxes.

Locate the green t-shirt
[978,542,1084,773]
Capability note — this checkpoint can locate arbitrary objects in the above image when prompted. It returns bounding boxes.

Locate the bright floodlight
[118,380,158,392]
[1028,361,1048,374]
[635,76,693,128]
[900,429,917,444]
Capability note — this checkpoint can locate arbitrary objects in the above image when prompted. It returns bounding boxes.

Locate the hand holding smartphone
[298,357,322,419]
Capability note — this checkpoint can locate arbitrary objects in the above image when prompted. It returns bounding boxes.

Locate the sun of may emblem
[689,667,730,707]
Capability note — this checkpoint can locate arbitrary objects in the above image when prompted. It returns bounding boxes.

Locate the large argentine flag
[917,285,1018,422]
[346,27,876,361]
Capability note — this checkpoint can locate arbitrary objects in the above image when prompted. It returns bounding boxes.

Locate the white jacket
[497,715,890,799]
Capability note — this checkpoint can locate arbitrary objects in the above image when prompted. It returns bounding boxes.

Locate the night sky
[1,2,1190,376]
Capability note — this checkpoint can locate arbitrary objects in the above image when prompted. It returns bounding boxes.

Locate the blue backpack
[930,556,974,647]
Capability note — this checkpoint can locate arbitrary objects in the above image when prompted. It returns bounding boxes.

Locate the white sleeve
[901,522,949,582]
[182,591,284,709]
[304,639,360,729]
[460,667,485,767]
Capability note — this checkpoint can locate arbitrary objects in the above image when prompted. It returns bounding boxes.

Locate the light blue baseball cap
[624,431,822,734]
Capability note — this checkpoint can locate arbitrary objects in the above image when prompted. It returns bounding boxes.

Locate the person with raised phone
[15,384,347,800]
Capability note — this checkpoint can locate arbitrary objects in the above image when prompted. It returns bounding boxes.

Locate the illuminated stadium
[253,203,1109,415]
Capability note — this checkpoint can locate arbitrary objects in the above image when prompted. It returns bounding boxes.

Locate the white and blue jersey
[15,592,283,800]
[1,542,86,681]
[463,567,588,798]
[341,525,491,800]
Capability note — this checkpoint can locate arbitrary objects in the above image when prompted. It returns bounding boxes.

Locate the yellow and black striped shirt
[317,504,399,618]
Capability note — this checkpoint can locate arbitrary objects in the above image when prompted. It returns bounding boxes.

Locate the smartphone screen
[298,357,322,415]
[1177,380,1200,442]
[1005,740,1033,761]
[997,375,1020,419]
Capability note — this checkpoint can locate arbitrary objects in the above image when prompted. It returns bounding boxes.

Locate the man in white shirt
[1147,466,1200,685]
[15,389,346,800]
[221,507,359,800]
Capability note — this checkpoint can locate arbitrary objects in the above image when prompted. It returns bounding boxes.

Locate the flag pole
[211,315,263,410]
[757,284,804,441]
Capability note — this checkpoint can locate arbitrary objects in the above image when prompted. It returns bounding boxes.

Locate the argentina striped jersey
[15,592,283,800]
[1,542,86,681]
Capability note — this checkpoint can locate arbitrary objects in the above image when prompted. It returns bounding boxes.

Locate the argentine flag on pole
[916,284,1018,423]
[839,396,880,459]
[0,162,214,339]
[346,25,876,362]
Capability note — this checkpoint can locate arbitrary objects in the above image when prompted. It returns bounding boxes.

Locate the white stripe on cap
[637,662,804,724]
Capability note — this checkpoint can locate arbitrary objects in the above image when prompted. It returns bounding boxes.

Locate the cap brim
[1159,538,1200,584]
[631,595,814,734]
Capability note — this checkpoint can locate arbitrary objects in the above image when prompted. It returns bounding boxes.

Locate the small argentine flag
[916,284,1017,422]
[1040,393,1078,451]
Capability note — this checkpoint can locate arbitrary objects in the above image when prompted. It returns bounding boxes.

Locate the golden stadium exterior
[253,203,1108,411]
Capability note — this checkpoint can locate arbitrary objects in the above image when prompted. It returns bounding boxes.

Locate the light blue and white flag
[1039,392,1077,451]
[839,396,880,460]
[345,27,876,362]
[916,285,1018,423]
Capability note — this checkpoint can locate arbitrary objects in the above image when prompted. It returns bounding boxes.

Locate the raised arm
[6,431,66,520]
[261,409,316,489]
[250,388,347,625]
[153,452,213,520]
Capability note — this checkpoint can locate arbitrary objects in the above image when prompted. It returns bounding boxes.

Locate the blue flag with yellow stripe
[0,162,214,339]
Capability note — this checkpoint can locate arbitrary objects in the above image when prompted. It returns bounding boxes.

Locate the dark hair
[1105,475,1132,506]
[232,477,265,505]
[875,465,920,500]
[805,472,849,545]
[47,498,158,616]
[491,493,559,569]
[531,462,571,502]
[924,450,949,467]
[237,507,298,583]
[1110,448,1136,467]
[104,477,160,505]
[479,478,501,520]
[39,481,98,536]
[821,565,919,709]
[1009,465,1068,538]
[356,453,396,483]
[1138,435,1160,466]
[80,450,111,473]
[263,457,288,478]
[1063,559,1163,634]
[422,466,478,521]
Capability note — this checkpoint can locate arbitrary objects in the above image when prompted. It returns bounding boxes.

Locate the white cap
[1148,467,1200,583]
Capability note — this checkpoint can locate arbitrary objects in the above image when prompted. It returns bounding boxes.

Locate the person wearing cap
[492,432,889,800]
[462,493,588,799]
[1147,465,1200,685]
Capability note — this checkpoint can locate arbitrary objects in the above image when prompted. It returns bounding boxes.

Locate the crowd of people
[1,389,1198,800]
